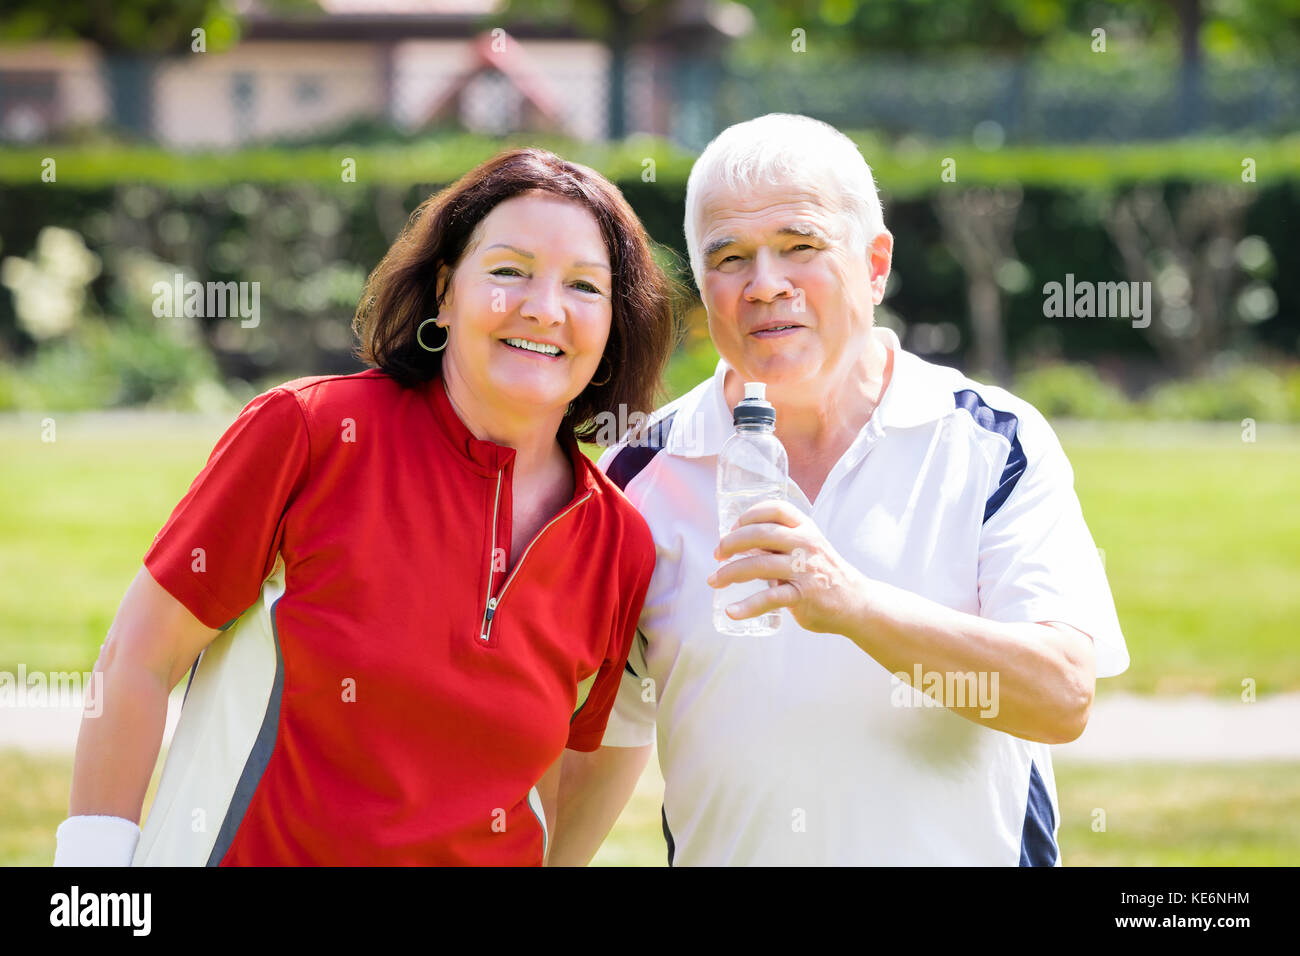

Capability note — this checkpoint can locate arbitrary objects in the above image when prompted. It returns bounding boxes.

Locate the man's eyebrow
[702,224,831,259]
[776,224,833,243]
[702,235,738,259]
[485,243,610,271]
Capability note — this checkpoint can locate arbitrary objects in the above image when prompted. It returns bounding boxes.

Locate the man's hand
[707,500,1098,744]
[708,499,869,634]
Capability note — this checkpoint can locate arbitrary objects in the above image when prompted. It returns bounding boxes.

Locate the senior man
[548,113,1128,866]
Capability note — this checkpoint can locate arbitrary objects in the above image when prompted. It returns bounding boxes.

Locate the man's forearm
[841,577,1095,744]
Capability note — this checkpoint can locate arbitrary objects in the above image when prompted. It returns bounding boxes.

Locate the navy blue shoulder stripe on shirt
[953,390,1027,523]
[605,412,675,492]
[606,414,674,680]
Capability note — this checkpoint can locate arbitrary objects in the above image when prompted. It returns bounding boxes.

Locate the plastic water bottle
[714,381,789,636]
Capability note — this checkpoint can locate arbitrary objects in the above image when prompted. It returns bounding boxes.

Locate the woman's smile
[500,336,566,360]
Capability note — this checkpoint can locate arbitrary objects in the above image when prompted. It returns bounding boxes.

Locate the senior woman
[53,148,675,866]
[551,113,1130,866]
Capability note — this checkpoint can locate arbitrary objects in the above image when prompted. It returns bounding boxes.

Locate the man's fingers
[709,554,791,589]
[716,523,802,560]
[725,582,801,621]
[734,499,802,530]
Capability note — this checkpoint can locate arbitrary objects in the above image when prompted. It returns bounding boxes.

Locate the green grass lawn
[2,414,1297,694]
[0,415,225,678]
[1062,422,1300,695]
[5,747,1296,866]
[1055,760,1300,866]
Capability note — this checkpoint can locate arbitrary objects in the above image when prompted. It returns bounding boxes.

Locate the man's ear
[868,231,894,305]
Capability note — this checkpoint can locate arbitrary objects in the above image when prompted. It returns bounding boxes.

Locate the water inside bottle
[714,482,786,635]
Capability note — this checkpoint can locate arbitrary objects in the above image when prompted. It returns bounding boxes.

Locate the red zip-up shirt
[137,368,654,866]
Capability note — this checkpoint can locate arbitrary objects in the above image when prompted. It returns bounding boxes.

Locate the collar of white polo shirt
[663,335,955,460]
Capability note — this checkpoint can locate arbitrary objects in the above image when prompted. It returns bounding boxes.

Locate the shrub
[1144,364,1296,422]
[1011,363,1133,419]
[0,313,233,412]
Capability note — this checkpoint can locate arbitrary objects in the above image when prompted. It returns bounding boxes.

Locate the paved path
[0,687,186,754]
[4,689,1299,761]
[1051,691,1300,762]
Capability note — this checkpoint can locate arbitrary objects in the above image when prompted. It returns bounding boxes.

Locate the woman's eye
[573,281,601,294]
[491,267,524,277]
[790,244,813,252]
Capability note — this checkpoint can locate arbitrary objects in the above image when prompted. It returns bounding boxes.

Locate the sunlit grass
[5,747,1295,866]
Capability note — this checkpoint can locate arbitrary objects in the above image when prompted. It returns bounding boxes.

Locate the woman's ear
[435,264,454,315]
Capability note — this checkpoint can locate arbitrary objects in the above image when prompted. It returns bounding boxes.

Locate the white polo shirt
[597,344,1128,866]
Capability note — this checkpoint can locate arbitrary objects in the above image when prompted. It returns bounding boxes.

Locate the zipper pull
[480,597,499,641]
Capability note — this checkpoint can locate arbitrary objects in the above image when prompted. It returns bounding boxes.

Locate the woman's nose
[519,280,565,326]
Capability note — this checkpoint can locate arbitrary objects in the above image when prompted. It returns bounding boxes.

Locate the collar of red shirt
[424,375,598,500]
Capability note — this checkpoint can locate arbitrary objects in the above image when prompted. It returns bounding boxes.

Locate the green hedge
[3,133,1299,195]
[3,133,1298,416]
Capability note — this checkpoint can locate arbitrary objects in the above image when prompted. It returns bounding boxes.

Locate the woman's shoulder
[581,452,656,569]
[273,367,399,403]
[268,368,428,423]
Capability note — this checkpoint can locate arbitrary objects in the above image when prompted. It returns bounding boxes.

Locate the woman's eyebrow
[485,243,608,271]
[485,243,534,258]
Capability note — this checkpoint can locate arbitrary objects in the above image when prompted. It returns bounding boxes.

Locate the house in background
[0,0,750,148]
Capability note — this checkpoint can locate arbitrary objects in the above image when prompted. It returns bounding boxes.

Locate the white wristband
[53,815,141,867]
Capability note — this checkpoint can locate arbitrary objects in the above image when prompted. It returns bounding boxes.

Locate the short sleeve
[593,442,658,748]
[143,387,311,630]
[599,628,657,747]
[977,416,1129,678]
[565,529,655,752]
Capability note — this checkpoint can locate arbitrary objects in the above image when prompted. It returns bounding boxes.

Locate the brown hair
[353,148,679,443]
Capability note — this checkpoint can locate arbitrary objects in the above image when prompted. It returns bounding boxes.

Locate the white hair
[683,113,886,291]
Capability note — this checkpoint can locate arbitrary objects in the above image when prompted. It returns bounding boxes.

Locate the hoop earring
[416,318,448,353]
[590,356,611,387]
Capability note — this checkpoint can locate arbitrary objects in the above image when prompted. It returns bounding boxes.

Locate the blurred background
[1,0,1298,866]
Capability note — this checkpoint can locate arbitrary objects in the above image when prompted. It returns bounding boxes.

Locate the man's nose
[744,248,793,303]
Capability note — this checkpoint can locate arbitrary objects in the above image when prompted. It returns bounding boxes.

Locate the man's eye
[790,244,814,252]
